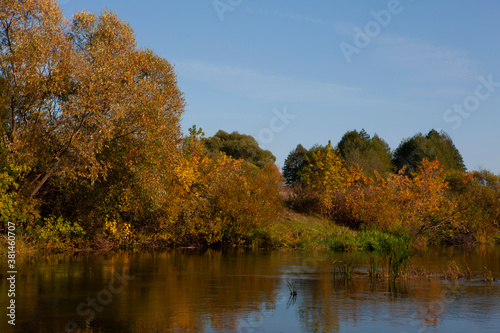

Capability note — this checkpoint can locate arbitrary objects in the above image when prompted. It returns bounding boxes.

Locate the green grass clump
[332,258,355,280]
[356,229,410,251]
[260,211,357,250]
[258,210,410,251]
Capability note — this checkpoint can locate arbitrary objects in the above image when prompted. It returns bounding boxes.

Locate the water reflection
[0,247,499,333]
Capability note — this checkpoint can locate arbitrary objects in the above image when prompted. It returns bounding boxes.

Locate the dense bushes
[159,137,283,247]
[446,170,500,243]
[287,141,499,246]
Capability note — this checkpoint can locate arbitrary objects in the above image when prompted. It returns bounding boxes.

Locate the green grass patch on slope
[257,210,409,251]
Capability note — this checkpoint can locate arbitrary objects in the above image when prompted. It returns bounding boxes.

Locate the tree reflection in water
[0,247,499,332]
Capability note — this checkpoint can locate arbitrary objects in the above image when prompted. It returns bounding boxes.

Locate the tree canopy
[203,130,276,168]
[2,0,497,252]
[393,130,465,174]
[282,144,308,185]
[1,1,185,205]
[0,1,284,248]
[336,129,393,178]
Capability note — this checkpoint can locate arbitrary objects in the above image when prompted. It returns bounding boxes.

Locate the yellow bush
[164,138,283,246]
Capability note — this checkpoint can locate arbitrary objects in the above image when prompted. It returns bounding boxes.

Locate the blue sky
[58,0,500,173]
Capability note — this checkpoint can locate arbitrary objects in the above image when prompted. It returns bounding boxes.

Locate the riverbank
[3,208,500,257]
[0,210,409,256]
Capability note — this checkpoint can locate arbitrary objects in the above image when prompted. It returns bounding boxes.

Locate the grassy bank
[255,210,410,252]
[1,209,411,256]
[4,208,499,256]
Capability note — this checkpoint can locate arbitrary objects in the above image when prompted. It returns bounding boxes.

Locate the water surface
[1,246,500,332]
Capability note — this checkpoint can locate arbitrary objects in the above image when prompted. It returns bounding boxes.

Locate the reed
[333,259,355,280]
[482,266,496,282]
[386,247,413,280]
[444,260,472,280]
[367,253,382,280]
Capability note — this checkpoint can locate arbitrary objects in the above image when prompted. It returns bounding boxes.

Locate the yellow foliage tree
[296,141,370,227]
[162,136,283,246]
[1,0,187,243]
[298,141,344,216]
[1,1,184,214]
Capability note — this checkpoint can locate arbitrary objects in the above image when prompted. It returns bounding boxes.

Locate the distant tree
[393,130,465,174]
[282,144,308,185]
[336,129,393,178]
[203,130,276,168]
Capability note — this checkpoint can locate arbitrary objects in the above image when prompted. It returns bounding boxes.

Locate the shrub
[34,216,86,252]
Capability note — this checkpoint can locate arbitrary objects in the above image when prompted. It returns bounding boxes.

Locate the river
[1,246,500,332]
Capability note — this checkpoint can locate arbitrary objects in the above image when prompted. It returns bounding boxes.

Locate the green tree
[393,129,465,174]
[282,144,308,185]
[203,130,276,168]
[336,129,393,178]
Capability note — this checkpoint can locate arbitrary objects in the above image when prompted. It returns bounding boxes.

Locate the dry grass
[481,266,496,282]
[444,260,472,280]
[0,234,37,258]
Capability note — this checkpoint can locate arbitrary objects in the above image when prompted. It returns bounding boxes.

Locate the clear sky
[58,0,500,173]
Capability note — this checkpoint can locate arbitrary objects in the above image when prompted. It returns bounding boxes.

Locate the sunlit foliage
[163,135,283,247]
[1,1,497,251]
[288,137,498,246]
[294,141,370,228]
[358,159,460,242]
[0,1,283,250]
[1,0,184,217]
[446,169,500,244]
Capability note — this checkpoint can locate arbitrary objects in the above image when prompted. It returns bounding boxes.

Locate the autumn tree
[336,129,393,178]
[164,133,283,246]
[356,158,461,244]
[294,141,369,227]
[393,129,465,174]
[1,1,185,232]
[446,169,500,243]
[203,130,276,168]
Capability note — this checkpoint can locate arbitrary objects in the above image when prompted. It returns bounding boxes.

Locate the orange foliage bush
[446,169,500,243]
[293,151,483,245]
[163,138,283,246]
[358,159,460,241]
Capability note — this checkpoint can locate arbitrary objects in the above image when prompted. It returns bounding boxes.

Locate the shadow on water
[0,246,499,332]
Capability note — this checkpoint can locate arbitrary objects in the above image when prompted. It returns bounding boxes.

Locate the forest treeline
[1,1,499,253]
[283,129,499,246]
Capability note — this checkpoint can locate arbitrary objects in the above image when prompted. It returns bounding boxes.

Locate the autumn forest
[1,0,499,254]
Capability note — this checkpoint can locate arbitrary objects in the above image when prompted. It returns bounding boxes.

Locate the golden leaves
[2,0,185,202]
[159,136,283,246]
[293,143,463,239]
